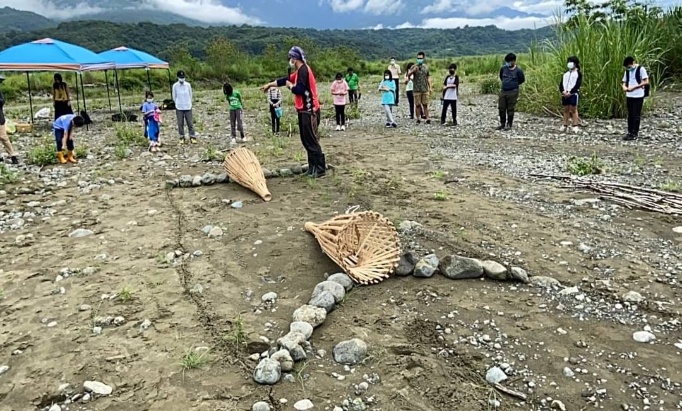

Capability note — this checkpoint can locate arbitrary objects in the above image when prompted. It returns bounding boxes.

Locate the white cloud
[393,15,554,30]
[512,0,562,15]
[421,0,455,14]
[2,0,103,19]
[140,0,263,25]
[364,0,404,15]
[327,0,365,12]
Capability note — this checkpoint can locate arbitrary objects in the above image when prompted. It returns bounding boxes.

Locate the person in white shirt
[388,57,402,106]
[172,70,196,144]
[621,56,649,141]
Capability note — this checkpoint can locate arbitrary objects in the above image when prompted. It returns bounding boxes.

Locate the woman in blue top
[379,70,397,128]
[141,91,161,151]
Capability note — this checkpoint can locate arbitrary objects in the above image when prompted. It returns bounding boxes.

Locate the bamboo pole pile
[531,174,682,215]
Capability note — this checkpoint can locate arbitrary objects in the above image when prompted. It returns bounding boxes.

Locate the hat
[177,70,186,79]
[288,46,306,62]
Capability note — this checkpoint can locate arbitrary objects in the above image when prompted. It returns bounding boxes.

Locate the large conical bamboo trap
[223,147,272,202]
[304,208,401,284]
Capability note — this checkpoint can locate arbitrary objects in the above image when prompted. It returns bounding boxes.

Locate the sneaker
[385,123,391,128]
[341,125,346,131]
[391,123,398,128]
[559,125,567,132]
[495,125,505,130]
[231,138,237,144]
[416,120,421,125]
[179,138,186,145]
[190,137,198,144]
[441,122,446,126]
[572,126,580,133]
[335,125,341,131]
[623,133,637,141]
[10,156,19,165]
[504,125,512,131]
[425,119,431,125]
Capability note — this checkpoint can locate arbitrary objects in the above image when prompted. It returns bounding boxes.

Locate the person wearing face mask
[388,57,401,106]
[172,70,197,144]
[379,70,397,128]
[141,90,161,151]
[621,56,649,141]
[345,68,360,106]
[559,56,583,133]
[497,53,525,131]
[441,63,459,126]
[260,46,326,178]
[404,62,415,119]
[407,51,432,124]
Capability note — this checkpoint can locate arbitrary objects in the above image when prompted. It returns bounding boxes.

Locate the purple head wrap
[288,46,306,62]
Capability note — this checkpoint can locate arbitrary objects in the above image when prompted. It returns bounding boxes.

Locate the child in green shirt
[223,82,245,143]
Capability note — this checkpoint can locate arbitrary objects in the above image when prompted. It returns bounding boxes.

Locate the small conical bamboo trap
[305,208,401,284]
[223,147,272,202]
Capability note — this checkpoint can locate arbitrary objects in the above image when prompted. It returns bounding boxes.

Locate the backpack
[626,66,650,98]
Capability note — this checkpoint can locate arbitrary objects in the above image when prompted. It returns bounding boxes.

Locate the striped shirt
[267,88,281,103]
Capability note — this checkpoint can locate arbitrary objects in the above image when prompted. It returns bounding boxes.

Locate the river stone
[309,290,336,313]
[292,305,327,328]
[201,173,216,185]
[271,349,294,372]
[395,251,418,276]
[672,226,682,234]
[398,220,422,233]
[622,291,644,303]
[294,399,314,411]
[0,365,9,375]
[510,266,530,283]
[69,228,94,238]
[311,281,345,303]
[333,338,368,365]
[439,255,484,280]
[216,173,229,183]
[633,331,656,343]
[530,276,561,288]
[192,175,202,186]
[289,322,313,340]
[485,367,507,384]
[253,358,281,385]
[482,260,508,280]
[252,401,271,411]
[83,380,113,395]
[327,273,354,291]
[413,254,439,278]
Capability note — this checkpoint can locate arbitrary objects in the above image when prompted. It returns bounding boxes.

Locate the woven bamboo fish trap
[304,208,401,284]
[223,147,272,202]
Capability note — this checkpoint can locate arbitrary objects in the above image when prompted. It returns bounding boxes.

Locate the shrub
[0,163,17,186]
[479,77,500,94]
[27,137,57,166]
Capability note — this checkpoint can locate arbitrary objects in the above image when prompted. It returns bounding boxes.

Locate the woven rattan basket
[305,208,401,284]
[223,147,272,202]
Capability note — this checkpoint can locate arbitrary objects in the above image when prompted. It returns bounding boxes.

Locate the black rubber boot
[311,154,326,178]
[506,112,515,130]
[306,154,313,176]
[11,156,19,165]
[497,110,506,130]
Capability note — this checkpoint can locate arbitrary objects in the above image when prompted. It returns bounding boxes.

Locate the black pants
[269,102,280,133]
[626,97,644,136]
[406,91,414,118]
[393,79,400,105]
[54,101,73,120]
[441,100,457,124]
[334,105,346,125]
[298,111,326,176]
[348,90,358,104]
[498,90,519,127]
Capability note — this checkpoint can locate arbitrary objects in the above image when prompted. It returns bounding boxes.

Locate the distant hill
[0,7,56,33]
[0,20,554,61]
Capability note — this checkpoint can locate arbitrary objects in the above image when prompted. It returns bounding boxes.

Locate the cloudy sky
[3,0,678,30]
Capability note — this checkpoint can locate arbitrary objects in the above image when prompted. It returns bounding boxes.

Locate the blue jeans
[146,117,160,143]
[54,129,74,151]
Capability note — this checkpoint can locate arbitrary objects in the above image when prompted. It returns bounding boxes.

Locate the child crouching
[53,114,84,164]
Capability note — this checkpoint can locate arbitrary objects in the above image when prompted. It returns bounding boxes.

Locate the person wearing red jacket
[261,46,326,178]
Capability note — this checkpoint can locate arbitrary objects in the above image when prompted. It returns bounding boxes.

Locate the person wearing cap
[0,75,19,164]
[388,57,401,105]
[260,46,326,178]
[172,70,197,144]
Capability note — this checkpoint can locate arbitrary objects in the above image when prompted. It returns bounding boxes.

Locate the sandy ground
[0,84,681,411]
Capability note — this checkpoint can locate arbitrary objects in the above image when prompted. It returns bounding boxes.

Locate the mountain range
[1,0,559,31]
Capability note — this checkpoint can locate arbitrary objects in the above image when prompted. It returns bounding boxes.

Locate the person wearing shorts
[407,51,432,124]
[559,55,582,133]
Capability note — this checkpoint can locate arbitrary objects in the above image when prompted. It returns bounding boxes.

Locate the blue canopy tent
[97,46,171,113]
[0,38,115,125]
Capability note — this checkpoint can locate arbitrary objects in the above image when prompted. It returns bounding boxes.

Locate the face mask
[628,66,635,72]
[417,58,424,65]
[567,62,575,70]
[289,59,295,68]
[390,60,395,65]
[384,75,390,80]
[179,78,185,83]
[449,69,455,74]
[146,98,153,102]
